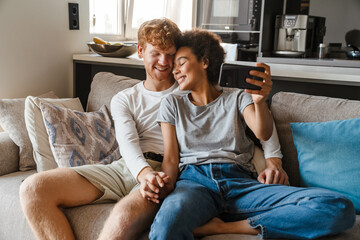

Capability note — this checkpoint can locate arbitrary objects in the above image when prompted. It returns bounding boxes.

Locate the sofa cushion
[86,72,141,112]
[0,132,19,176]
[0,91,58,171]
[41,103,120,167]
[271,92,360,186]
[290,118,360,213]
[25,97,84,172]
[0,170,36,240]
[64,203,114,239]
[2,170,360,240]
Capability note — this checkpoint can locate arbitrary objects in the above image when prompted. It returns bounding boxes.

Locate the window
[90,0,125,38]
[89,0,194,40]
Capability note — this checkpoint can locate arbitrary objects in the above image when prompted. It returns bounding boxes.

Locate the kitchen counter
[73,53,145,67]
[229,59,360,86]
[73,53,360,86]
[258,56,360,68]
[73,53,360,107]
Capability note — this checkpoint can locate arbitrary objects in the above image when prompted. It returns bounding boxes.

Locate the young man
[20,18,284,240]
[19,18,181,240]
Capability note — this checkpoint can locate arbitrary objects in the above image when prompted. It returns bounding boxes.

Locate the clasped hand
[257,158,289,185]
[140,171,174,204]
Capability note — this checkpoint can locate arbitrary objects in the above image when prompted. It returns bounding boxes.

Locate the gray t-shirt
[157,88,257,175]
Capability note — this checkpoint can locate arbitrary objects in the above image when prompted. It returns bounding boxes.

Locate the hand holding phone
[218,63,265,90]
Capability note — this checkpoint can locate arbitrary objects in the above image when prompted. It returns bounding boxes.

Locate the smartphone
[218,63,265,90]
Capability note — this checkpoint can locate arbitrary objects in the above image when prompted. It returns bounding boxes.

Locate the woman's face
[172,47,208,91]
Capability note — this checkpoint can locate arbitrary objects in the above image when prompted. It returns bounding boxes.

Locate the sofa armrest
[0,131,19,176]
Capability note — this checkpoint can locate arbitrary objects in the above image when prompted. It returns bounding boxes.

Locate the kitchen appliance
[273,15,326,57]
[346,44,360,60]
[196,0,262,45]
[345,30,360,59]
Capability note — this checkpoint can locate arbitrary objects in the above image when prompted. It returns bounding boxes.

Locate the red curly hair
[137,18,182,50]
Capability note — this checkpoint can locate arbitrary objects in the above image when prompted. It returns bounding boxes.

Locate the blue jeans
[149,163,355,240]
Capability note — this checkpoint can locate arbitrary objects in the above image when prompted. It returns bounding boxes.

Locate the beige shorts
[73,158,161,203]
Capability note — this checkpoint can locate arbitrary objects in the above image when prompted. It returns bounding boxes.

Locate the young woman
[147,29,355,240]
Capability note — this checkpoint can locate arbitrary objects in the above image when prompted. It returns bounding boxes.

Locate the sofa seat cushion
[1,169,359,240]
[270,92,360,187]
[0,170,36,240]
[64,203,114,239]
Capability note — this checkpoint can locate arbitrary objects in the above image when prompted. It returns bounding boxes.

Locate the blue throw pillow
[290,118,360,214]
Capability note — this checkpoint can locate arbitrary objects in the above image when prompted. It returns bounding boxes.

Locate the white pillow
[25,96,84,172]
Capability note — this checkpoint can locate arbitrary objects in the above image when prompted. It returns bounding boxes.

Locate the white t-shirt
[110,81,179,179]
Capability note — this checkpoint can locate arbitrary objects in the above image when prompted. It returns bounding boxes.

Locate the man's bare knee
[99,190,159,240]
[115,191,158,222]
[20,168,102,209]
[20,171,51,208]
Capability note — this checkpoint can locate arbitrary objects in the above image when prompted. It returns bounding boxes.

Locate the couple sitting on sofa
[20,18,355,240]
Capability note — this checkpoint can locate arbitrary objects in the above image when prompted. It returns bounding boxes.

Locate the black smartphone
[218,63,265,90]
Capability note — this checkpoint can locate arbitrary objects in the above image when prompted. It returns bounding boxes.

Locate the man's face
[138,43,177,83]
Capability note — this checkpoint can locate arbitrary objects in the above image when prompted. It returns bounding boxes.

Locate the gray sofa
[0,72,359,240]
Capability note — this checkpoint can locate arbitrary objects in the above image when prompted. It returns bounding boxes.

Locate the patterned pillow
[40,103,120,167]
[25,97,84,172]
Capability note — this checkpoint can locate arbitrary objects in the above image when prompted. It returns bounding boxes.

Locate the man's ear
[137,45,143,59]
[202,57,209,69]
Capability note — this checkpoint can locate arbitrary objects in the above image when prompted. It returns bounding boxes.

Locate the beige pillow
[0,91,57,171]
[0,125,3,132]
[25,97,84,172]
[40,103,120,168]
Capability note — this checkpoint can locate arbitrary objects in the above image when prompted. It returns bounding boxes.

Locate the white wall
[0,0,90,99]
[309,0,360,46]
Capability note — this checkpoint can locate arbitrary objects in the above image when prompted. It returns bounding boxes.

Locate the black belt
[143,152,163,162]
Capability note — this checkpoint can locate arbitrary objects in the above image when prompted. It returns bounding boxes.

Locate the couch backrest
[87,73,360,187]
[86,72,141,112]
[271,92,360,186]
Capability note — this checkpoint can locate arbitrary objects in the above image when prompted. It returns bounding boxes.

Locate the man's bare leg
[20,168,102,240]
[193,217,260,237]
[98,190,160,240]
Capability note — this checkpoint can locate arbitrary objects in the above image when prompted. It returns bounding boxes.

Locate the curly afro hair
[179,29,225,85]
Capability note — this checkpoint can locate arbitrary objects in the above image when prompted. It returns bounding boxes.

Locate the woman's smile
[176,75,186,85]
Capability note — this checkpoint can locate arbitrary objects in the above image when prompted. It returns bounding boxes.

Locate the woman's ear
[202,57,209,69]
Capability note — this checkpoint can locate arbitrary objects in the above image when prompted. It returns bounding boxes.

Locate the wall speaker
[69,3,79,30]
